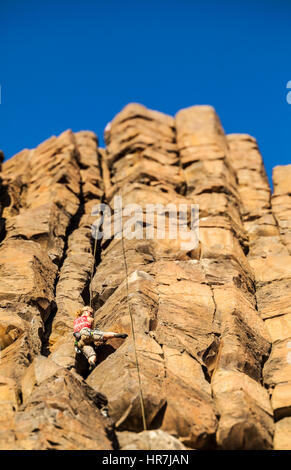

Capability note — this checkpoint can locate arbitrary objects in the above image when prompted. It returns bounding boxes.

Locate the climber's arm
[86,316,94,326]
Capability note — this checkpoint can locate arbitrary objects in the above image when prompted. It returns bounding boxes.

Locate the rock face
[0,104,290,450]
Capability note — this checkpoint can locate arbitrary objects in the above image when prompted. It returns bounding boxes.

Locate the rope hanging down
[89,230,99,308]
[89,194,147,431]
[121,222,147,431]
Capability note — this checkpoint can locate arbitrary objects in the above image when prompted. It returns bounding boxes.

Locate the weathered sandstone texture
[0,104,290,450]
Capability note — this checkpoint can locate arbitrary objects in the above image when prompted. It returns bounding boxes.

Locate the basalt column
[176,107,273,449]
[228,133,291,450]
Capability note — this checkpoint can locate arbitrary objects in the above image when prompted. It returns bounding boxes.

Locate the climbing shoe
[88,362,96,371]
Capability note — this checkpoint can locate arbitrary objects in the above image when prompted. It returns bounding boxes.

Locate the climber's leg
[103,331,128,340]
[82,345,97,368]
[78,337,86,349]
[91,329,104,342]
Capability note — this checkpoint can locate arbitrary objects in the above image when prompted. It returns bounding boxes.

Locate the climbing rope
[121,216,147,431]
[89,230,99,308]
[89,188,147,431]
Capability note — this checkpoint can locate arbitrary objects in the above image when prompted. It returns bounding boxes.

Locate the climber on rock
[73,305,128,369]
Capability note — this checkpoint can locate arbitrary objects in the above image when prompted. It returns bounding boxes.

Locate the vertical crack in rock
[40,170,85,357]
[48,132,104,368]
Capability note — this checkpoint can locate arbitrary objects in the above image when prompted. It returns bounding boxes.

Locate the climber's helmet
[82,306,94,317]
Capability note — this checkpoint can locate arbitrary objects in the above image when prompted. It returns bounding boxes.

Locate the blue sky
[1,0,291,186]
